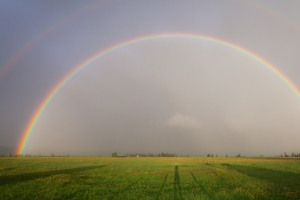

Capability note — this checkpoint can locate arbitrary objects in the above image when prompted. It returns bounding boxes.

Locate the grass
[0,157,300,199]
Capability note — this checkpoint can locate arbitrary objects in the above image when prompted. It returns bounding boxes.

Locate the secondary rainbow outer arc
[16,33,300,155]
[0,0,114,83]
[240,0,300,33]
[2,0,300,84]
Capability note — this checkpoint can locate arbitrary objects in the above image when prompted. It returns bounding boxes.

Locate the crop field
[0,157,300,199]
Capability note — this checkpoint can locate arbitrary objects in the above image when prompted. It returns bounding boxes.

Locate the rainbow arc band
[0,0,113,82]
[16,33,300,155]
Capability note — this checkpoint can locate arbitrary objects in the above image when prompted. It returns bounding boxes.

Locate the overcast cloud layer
[1,0,300,156]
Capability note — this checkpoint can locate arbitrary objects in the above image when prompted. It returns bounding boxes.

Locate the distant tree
[226,154,228,157]
[112,152,118,157]
[211,154,214,157]
[207,154,210,157]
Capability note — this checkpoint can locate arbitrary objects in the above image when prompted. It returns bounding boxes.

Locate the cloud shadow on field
[0,165,106,185]
[221,163,300,198]
[221,163,300,185]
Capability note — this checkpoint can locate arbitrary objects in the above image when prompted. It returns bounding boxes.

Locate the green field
[1,157,300,199]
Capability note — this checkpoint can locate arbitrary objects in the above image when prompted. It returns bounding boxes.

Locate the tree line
[1,152,300,157]
[281,152,300,157]
[112,152,189,157]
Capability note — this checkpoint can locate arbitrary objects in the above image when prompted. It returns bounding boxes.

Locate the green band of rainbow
[16,32,300,155]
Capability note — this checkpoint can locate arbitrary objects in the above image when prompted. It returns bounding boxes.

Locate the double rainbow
[16,33,300,155]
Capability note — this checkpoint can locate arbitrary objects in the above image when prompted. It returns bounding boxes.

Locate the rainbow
[16,33,300,155]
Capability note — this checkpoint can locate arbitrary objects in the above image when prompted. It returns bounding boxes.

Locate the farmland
[0,157,300,199]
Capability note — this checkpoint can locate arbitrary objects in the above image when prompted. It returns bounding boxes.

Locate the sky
[1,0,300,156]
